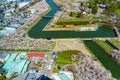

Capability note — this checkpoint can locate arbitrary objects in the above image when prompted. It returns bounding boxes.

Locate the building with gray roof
[0,52,10,63]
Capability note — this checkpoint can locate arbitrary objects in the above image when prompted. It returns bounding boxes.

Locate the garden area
[56,12,93,25]
[115,9,120,16]
[56,50,80,66]
[69,12,82,19]
[84,40,120,79]
[56,19,90,25]
[53,50,80,73]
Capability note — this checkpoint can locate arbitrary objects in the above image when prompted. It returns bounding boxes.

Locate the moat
[28,0,116,39]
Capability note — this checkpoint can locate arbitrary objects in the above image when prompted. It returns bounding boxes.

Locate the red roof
[28,52,45,58]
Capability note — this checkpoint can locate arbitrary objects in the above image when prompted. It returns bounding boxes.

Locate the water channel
[84,40,120,79]
[28,0,116,39]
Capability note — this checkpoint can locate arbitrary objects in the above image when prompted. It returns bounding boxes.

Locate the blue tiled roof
[37,75,52,80]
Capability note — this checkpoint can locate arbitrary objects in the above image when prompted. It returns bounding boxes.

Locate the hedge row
[56,20,90,25]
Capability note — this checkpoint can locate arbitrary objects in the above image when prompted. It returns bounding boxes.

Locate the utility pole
[15,0,19,13]
[0,12,3,27]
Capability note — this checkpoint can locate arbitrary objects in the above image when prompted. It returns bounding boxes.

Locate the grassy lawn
[94,40,113,55]
[59,13,93,21]
[70,12,82,18]
[115,9,120,16]
[56,50,80,66]
[70,14,93,21]
[56,14,94,25]
[86,14,93,20]
[109,39,120,49]
[84,40,120,79]
[95,15,109,19]
[53,68,60,73]
[56,19,90,25]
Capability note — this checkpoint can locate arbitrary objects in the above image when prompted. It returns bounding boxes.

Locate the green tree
[117,1,120,8]
[106,2,117,12]
[0,76,6,80]
[92,4,98,14]
[70,12,73,17]
[80,2,83,7]
[88,0,98,14]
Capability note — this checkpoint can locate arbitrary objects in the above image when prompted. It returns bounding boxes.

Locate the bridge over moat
[43,16,54,18]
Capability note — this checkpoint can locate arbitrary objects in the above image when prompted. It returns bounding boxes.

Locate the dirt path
[53,39,90,55]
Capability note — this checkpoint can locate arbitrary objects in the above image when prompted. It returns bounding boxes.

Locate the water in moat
[84,40,120,79]
[28,0,116,39]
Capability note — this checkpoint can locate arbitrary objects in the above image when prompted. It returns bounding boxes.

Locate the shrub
[56,20,89,25]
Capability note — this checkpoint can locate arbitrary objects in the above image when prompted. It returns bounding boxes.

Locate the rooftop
[0,52,8,59]
[28,52,45,59]
[3,52,30,78]
[19,1,30,9]
[25,73,36,80]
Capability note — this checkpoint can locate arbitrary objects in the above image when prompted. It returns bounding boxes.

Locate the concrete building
[0,52,10,63]
[19,1,31,9]
[4,27,16,35]
[28,52,45,64]
[31,9,36,14]
[28,52,45,59]
[52,71,74,80]
[13,70,51,80]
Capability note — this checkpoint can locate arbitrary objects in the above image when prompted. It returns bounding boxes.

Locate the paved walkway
[114,27,120,38]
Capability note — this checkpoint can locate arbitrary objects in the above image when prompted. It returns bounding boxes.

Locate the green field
[53,68,60,73]
[84,40,120,79]
[95,15,109,19]
[109,39,120,49]
[56,50,80,66]
[115,9,120,16]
